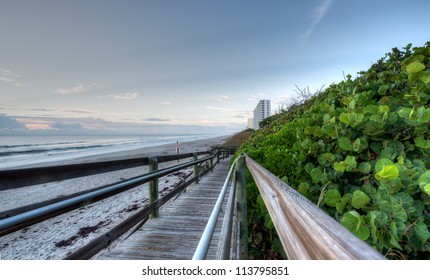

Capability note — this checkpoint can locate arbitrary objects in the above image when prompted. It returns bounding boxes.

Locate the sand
[0,135,230,260]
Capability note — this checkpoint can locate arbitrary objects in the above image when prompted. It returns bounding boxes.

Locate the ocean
[0,134,214,169]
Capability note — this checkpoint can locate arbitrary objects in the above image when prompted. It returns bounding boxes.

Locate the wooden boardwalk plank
[98,158,232,260]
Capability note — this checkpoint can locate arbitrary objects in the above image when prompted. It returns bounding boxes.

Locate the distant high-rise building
[253,99,271,129]
[247,118,254,129]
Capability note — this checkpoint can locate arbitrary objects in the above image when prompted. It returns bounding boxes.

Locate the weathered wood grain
[245,155,385,260]
[98,159,231,260]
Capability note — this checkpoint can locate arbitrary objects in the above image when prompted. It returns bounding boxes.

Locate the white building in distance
[247,118,254,129]
[249,99,271,130]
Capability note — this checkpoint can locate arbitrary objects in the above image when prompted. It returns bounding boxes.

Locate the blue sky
[0,0,429,134]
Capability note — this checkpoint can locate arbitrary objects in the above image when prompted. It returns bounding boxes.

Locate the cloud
[3,114,242,135]
[106,92,140,100]
[143,118,171,122]
[162,101,172,105]
[247,93,268,102]
[0,68,22,87]
[55,82,102,95]
[212,95,232,104]
[13,117,53,130]
[64,109,98,114]
[51,122,86,131]
[29,108,56,112]
[0,115,27,130]
[205,106,234,112]
[302,0,334,45]
[232,111,251,119]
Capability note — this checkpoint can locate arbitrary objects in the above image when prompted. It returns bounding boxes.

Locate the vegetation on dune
[222,129,254,149]
[236,42,430,259]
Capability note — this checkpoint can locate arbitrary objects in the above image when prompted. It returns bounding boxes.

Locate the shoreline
[72,135,229,161]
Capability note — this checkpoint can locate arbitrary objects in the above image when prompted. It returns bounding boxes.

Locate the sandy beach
[0,135,230,259]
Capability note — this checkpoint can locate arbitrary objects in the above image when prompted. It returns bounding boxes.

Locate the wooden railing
[194,153,386,260]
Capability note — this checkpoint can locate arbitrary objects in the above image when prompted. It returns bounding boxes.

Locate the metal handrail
[215,171,237,259]
[0,152,230,235]
[0,150,218,190]
[192,156,239,260]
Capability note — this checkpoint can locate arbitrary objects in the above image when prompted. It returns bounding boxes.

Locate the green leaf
[264,214,274,230]
[351,190,370,209]
[322,124,336,137]
[336,196,349,213]
[422,184,430,196]
[392,203,408,223]
[364,105,379,114]
[414,136,430,148]
[338,136,352,151]
[301,138,312,149]
[304,163,314,174]
[368,211,378,243]
[418,171,430,196]
[348,99,356,110]
[378,84,390,95]
[352,138,361,152]
[334,162,346,173]
[389,221,402,249]
[379,105,390,113]
[325,189,341,207]
[373,210,389,227]
[417,70,430,83]
[340,211,370,240]
[414,222,430,242]
[358,162,372,173]
[340,112,364,127]
[318,153,335,165]
[416,106,430,123]
[397,155,405,165]
[256,194,265,208]
[310,168,324,183]
[406,61,425,74]
[339,113,349,125]
[375,159,395,172]
[375,165,399,181]
[345,156,357,168]
[390,193,414,208]
[298,182,309,195]
[390,220,399,241]
[398,107,412,119]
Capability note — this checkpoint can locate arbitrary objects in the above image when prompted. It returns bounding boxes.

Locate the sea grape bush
[237,42,430,259]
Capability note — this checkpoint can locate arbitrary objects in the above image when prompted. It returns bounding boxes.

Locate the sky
[1,0,429,135]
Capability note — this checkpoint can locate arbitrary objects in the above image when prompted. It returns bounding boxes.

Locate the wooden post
[209,152,214,171]
[176,141,180,162]
[235,154,248,259]
[149,157,159,219]
[193,153,199,185]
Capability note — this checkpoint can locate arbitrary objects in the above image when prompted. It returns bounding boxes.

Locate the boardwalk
[98,158,232,260]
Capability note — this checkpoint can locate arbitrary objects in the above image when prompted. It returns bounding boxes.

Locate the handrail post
[149,157,159,219]
[193,153,199,185]
[209,152,214,171]
[192,156,239,260]
[235,154,248,259]
[216,172,236,259]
